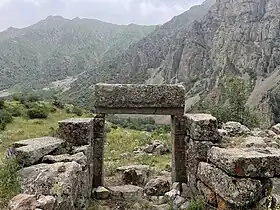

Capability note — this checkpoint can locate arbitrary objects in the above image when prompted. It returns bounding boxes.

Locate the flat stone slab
[13,137,65,167]
[208,147,280,177]
[108,185,144,200]
[94,84,185,115]
[197,162,270,207]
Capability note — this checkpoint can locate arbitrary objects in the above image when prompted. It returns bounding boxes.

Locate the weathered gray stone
[173,196,186,207]
[270,178,280,207]
[171,115,186,183]
[94,186,110,200]
[42,152,87,167]
[58,118,94,146]
[19,162,84,210]
[222,122,250,137]
[240,136,267,148]
[208,147,280,177]
[92,116,105,188]
[9,194,56,210]
[94,84,185,115]
[13,137,64,167]
[197,162,270,207]
[179,201,189,210]
[185,139,214,196]
[108,185,144,200]
[36,195,56,210]
[197,181,216,206]
[171,182,181,191]
[251,128,267,138]
[272,124,280,135]
[8,194,38,210]
[164,189,180,200]
[149,196,167,205]
[144,177,170,196]
[185,114,220,141]
[154,144,168,155]
[117,165,150,185]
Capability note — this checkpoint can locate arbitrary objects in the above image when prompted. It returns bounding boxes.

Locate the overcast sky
[0,0,204,31]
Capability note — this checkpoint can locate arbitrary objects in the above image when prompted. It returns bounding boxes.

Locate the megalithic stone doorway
[93,83,187,187]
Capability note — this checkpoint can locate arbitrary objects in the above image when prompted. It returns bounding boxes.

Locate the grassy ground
[0,101,172,208]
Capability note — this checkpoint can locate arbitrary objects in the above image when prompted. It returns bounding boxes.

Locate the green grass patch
[0,158,20,208]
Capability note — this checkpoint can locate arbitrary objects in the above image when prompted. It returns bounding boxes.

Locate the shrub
[187,197,205,210]
[198,76,260,128]
[27,104,49,119]
[0,158,20,208]
[0,110,13,130]
[5,104,24,117]
[72,106,83,117]
[0,100,4,109]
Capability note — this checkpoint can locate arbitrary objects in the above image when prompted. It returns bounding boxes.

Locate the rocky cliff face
[76,0,279,126]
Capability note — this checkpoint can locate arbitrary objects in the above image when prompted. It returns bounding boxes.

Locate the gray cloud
[0,0,204,31]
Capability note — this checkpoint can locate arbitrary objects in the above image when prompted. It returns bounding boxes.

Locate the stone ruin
[7,84,280,210]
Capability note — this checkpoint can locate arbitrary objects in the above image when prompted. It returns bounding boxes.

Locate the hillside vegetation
[0,16,156,91]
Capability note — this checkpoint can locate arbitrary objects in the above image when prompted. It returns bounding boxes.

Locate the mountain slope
[66,0,216,106]
[69,0,280,126]
[0,16,156,91]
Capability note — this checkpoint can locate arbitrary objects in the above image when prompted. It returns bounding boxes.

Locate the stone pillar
[171,115,187,183]
[57,118,94,199]
[92,114,106,188]
[184,114,220,197]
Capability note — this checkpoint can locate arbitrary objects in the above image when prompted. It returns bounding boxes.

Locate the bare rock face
[208,147,280,178]
[19,162,85,210]
[197,162,271,208]
[144,177,171,196]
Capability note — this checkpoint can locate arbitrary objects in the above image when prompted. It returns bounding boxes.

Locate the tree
[198,76,259,128]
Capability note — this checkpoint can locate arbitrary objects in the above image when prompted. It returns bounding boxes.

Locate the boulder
[19,162,85,209]
[154,144,168,155]
[9,194,56,210]
[13,137,64,167]
[117,165,150,185]
[222,122,250,137]
[164,189,180,201]
[108,185,144,200]
[151,204,171,210]
[93,186,110,200]
[144,177,170,196]
[240,136,267,148]
[197,162,270,207]
[208,147,280,177]
[9,194,38,210]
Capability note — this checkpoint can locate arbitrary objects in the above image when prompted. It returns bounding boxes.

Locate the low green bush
[27,104,49,119]
[72,106,83,117]
[0,110,13,130]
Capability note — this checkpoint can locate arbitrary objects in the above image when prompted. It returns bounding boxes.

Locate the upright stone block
[58,118,94,146]
[94,84,185,115]
[171,115,187,183]
[185,114,220,142]
[92,115,105,188]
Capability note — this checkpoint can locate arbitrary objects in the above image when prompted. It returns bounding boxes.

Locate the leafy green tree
[198,76,259,128]
[27,104,49,119]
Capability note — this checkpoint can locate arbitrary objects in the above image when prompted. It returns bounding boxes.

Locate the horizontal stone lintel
[94,107,184,115]
[94,84,185,113]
